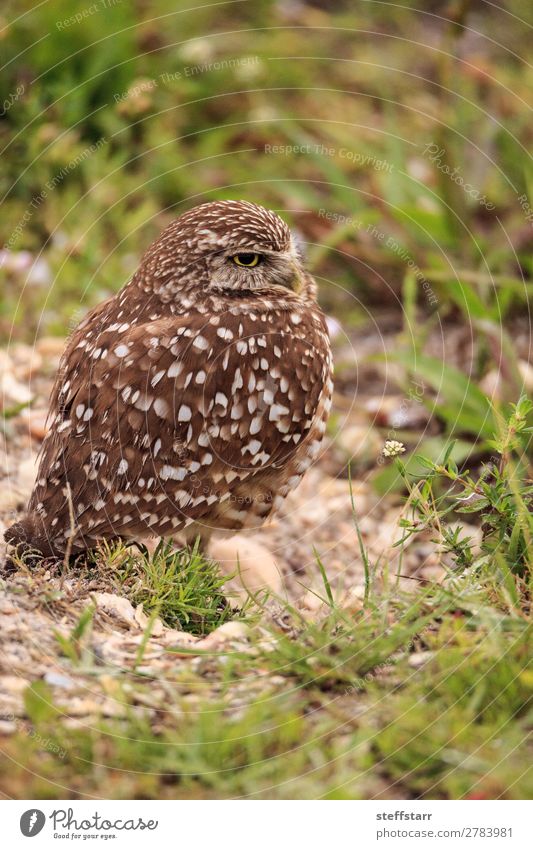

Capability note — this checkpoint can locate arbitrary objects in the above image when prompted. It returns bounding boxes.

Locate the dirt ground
[0,322,465,727]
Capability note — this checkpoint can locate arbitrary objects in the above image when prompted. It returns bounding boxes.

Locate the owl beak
[270,252,303,293]
[288,261,304,294]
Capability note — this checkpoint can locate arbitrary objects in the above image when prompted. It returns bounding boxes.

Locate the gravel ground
[0,327,473,725]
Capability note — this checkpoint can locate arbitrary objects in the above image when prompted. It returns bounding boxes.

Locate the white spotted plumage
[5,200,333,558]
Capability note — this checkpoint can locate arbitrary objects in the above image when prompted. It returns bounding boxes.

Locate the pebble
[209,535,283,597]
[16,455,38,499]
[195,620,250,650]
[0,371,32,407]
[94,593,138,629]
[161,629,198,647]
[58,696,126,718]
[44,671,76,689]
[10,345,43,379]
[335,423,382,468]
[210,621,249,640]
[18,408,48,441]
[26,257,52,287]
[133,603,164,636]
[298,590,325,612]
[0,675,30,693]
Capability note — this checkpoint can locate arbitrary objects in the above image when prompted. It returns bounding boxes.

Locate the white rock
[134,603,164,636]
[11,344,43,379]
[0,249,33,273]
[94,593,137,628]
[519,360,533,392]
[209,621,249,640]
[209,535,283,598]
[44,671,76,689]
[0,371,32,406]
[161,629,198,647]
[19,407,48,440]
[17,455,38,498]
[0,675,30,694]
[196,621,250,650]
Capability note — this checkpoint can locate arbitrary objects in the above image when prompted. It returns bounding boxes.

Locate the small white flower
[382,440,406,458]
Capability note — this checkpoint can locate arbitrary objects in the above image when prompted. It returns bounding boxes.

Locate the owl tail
[4,514,63,558]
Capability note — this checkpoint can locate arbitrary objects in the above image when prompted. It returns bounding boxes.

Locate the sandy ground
[0,327,455,725]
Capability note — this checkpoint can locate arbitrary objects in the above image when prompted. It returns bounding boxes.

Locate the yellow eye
[232,253,261,267]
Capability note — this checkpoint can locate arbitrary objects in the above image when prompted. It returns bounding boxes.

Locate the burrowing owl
[5,201,333,559]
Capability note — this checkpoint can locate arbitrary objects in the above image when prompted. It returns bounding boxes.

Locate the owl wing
[29,306,328,549]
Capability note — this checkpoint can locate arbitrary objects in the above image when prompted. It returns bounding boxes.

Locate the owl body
[5,201,332,558]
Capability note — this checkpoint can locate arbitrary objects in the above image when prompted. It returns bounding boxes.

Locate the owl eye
[232,253,261,267]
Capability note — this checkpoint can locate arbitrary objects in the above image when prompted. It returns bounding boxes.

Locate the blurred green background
[1,0,532,342]
[3,0,533,489]
[1,2,532,802]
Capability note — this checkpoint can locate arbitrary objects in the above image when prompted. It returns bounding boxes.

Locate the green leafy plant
[395,396,533,581]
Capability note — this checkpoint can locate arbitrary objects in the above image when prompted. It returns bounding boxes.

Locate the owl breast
[191,303,333,533]
[22,295,332,552]
[5,200,334,559]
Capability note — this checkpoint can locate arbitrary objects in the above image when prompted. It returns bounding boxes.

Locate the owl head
[136,200,316,302]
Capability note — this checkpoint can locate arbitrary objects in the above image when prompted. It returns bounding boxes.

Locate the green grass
[0,0,532,800]
[2,0,532,482]
[93,539,238,635]
[1,0,532,343]
[3,405,532,797]
[1,570,530,799]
